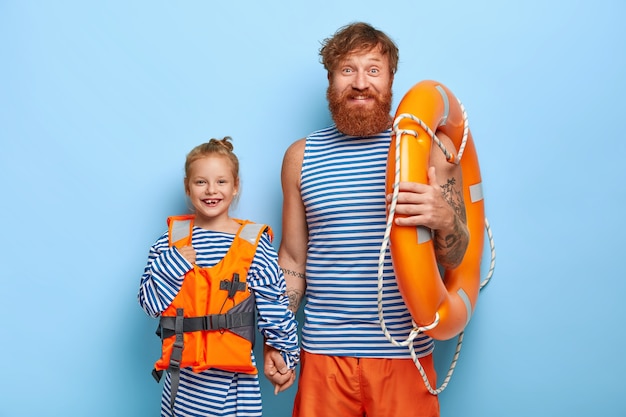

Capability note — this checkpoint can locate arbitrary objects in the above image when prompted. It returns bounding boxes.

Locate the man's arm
[428,132,469,269]
[278,138,308,313]
[262,138,308,395]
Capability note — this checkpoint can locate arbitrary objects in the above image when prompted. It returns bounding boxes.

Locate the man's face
[327,46,393,137]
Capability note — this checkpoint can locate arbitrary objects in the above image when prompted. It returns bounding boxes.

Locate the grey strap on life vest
[157,309,255,339]
[154,298,256,414]
[153,308,185,413]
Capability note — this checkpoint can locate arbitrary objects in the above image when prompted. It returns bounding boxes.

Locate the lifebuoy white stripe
[469,182,484,203]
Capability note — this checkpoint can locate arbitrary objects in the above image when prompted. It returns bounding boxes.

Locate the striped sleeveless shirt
[300,125,434,358]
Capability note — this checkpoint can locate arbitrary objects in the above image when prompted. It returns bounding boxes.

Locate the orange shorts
[292,351,440,417]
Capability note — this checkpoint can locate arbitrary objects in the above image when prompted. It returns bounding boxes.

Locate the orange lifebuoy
[386,80,485,340]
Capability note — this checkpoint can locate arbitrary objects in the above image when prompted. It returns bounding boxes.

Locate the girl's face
[185,155,238,228]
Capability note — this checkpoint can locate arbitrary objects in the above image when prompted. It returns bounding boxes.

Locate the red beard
[327,85,393,137]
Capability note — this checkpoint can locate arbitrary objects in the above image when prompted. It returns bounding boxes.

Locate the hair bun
[209,136,234,152]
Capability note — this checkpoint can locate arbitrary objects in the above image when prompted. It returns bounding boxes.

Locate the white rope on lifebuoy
[377,101,496,395]
[481,217,496,290]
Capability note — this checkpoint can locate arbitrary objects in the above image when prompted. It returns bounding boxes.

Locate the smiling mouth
[347,93,375,104]
[202,199,220,206]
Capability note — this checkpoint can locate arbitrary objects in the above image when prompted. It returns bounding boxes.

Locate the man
[264,22,469,417]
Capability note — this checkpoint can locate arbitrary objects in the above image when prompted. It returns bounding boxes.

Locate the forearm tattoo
[281,268,305,312]
[285,288,304,313]
[434,177,469,269]
[281,268,305,279]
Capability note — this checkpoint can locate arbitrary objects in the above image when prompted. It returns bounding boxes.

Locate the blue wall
[1,1,625,416]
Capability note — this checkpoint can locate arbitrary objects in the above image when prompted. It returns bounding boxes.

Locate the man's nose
[352,71,368,90]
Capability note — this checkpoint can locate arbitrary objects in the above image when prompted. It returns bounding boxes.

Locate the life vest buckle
[169,358,181,370]
[220,273,247,299]
[205,314,227,331]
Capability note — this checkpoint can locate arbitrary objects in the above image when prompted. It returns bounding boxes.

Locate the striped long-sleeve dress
[138,226,299,417]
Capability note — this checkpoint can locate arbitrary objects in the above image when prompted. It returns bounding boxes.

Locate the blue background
[1,1,625,416]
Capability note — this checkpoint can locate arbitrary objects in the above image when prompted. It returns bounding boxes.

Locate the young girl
[138,137,299,417]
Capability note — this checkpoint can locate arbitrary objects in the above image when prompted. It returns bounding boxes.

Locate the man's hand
[263,344,296,394]
[388,167,455,232]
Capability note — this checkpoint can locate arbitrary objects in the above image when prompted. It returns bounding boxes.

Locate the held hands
[386,166,454,232]
[177,245,197,265]
[263,344,296,395]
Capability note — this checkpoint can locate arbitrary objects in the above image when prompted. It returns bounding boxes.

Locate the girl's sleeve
[137,233,194,318]
[248,232,300,369]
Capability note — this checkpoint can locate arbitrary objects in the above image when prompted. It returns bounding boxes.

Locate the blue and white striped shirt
[138,225,299,417]
[300,125,433,358]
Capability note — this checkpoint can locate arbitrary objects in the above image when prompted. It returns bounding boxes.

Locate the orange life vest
[152,215,271,408]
